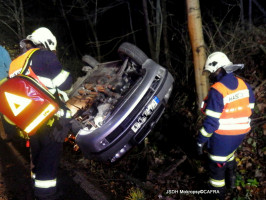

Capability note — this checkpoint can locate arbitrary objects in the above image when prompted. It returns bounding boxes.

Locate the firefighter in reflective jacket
[9,27,72,200]
[197,52,255,199]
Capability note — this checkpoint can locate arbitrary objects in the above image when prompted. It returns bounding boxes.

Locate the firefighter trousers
[30,125,63,200]
[208,158,236,199]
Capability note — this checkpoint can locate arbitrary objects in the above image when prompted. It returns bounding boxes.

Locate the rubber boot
[229,174,236,189]
[226,160,236,189]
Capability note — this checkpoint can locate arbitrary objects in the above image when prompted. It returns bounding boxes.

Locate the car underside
[66,42,174,162]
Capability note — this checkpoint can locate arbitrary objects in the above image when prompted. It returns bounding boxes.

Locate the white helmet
[204,52,232,73]
[26,27,57,51]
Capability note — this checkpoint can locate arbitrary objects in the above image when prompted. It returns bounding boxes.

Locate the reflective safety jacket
[9,48,72,119]
[9,48,72,102]
[198,73,255,163]
[211,77,252,135]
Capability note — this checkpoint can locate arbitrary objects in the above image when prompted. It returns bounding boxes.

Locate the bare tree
[186,0,209,108]
[249,0,253,28]
[126,1,137,44]
[252,0,266,16]
[58,0,79,57]
[142,0,163,62]
[239,0,266,29]
[0,0,25,40]
[154,0,162,62]
[59,0,125,61]
[161,0,171,68]
[142,0,154,58]
[240,0,245,26]
[248,0,266,28]
[75,0,102,61]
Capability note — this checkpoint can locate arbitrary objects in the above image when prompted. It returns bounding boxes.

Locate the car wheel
[118,42,149,66]
[82,55,99,69]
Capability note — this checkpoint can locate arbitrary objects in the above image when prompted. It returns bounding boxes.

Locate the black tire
[118,42,149,66]
[82,55,99,68]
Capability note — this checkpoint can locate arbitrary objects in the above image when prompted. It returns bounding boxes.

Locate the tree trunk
[186,0,209,109]
[19,0,25,38]
[78,0,101,61]
[92,0,101,61]
[240,0,244,27]
[249,0,253,29]
[13,0,22,39]
[127,2,137,44]
[59,0,79,57]
[142,0,154,58]
[252,0,266,16]
[87,17,101,62]
[154,0,162,63]
[161,0,171,69]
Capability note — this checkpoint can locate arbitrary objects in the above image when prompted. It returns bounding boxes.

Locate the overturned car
[66,42,174,162]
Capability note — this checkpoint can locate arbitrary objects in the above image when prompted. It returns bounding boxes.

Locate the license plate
[131,96,160,133]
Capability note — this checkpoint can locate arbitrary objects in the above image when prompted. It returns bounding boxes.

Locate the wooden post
[186,0,209,109]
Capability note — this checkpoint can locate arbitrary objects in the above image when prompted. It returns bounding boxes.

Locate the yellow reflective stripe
[0,78,7,85]
[52,70,69,87]
[218,123,250,130]
[218,117,250,130]
[228,155,235,162]
[200,127,213,137]
[37,76,53,88]
[49,88,69,102]
[209,178,225,187]
[35,179,57,189]
[24,104,55,133]
[20,49,39,74]
[55,109,72,118]
[224,106,244,113]
[219,117,250,130]
[249,103,255,109]
[205,109,221,118]
[37,70,69,89]
[3,115,15,125]
[56,109,64,117]
[49,88,56,94]
[66,110,72,118]
[223,89,249,104]
[209,151,235,162]
[219,117,250,125]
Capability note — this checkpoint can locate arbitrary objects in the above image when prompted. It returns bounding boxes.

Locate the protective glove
[197,143,204,155]
[51,117,71,143]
